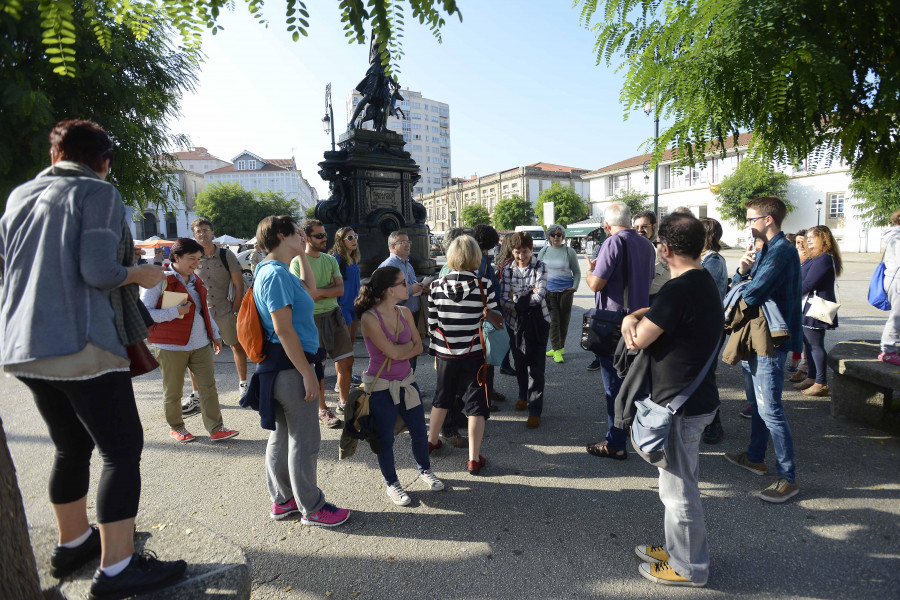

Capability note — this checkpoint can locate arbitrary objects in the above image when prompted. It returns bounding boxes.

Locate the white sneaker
[386,481,411,506]
[181,393,200,415]
[238,382,248,398]
[333,381,340,393]
[419,469,445,491]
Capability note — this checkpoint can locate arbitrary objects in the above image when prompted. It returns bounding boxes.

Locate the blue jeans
[598,357,627,450]
[742,348,796,483]
[368,384,430,485]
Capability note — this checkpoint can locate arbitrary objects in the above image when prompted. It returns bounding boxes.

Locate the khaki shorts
[314,307,354,361]
[213,312,239,347]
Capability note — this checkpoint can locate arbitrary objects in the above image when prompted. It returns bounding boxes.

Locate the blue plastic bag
[868,262,892,311]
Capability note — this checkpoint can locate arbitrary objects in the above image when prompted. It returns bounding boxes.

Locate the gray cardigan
[0,161,129,364]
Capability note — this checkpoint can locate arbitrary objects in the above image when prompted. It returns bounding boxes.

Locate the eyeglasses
[391,279,407,287]
[549,232,563,238]
[393,239,411,245]
[343,234,357,241]
[194,228,213,234]
[310,233,327,240]
[745,216,766,224]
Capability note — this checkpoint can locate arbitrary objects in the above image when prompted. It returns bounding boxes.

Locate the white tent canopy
[214,234,245,245]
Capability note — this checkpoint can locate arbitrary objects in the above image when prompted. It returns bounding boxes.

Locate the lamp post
[815,198,823,226]
[644,102,660,217]
[322,83,336,152]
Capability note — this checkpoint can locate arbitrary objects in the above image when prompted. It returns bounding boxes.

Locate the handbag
[868,249,896,311]
[127,342,159,378]
[804,256,841,325]
[476,277,509,367]
[581,234,629,359]
[630,335,723,469]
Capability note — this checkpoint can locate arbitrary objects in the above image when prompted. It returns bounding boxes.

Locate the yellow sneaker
[546,349,555,357]
[639,561,705,587]
[634,545,668,563]
[553,349,564,363]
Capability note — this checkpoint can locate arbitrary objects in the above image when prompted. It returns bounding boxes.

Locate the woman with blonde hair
[330,226,362,344]
[794,225,843,397]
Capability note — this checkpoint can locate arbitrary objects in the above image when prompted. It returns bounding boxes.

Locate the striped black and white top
[428,271,498,358]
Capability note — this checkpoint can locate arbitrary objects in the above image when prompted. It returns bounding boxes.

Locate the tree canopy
[850,172,900,229]
[0,0,196,208]
[578,0,900,181]
[195,182,300,239]
[611,188,651,219]
[535,182,589,227]
[714,159,791,228]
[460,203,491,227]
[492,195,534,230]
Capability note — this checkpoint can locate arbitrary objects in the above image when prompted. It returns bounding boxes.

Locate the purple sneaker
[879,351,900,366]
[270,498,299,520]
[301,502,350,527]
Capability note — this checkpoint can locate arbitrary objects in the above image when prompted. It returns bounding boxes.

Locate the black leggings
[802,327,828,385]
[20,371,144,523]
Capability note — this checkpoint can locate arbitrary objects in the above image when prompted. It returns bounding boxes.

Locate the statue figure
[348,33,402,132]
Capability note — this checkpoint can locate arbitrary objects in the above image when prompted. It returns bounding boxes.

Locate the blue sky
[173,1,657,197]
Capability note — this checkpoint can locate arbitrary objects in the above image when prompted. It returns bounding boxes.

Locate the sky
[172,1,657,198]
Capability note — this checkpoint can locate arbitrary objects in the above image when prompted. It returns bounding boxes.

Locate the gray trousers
[881,281,900,353]
[658,411,716,585]
[265,369,326,516]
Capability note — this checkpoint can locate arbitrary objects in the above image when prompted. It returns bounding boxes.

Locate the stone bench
[826,340,900,432]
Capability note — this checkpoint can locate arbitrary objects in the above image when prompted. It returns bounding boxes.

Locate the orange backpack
[237,285,270,363]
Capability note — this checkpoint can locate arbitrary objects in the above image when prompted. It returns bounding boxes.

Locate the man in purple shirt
[585,202,656,459]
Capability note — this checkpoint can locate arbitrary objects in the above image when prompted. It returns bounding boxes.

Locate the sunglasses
[343,234,357,241]
[549,232,563,238]
[310,233,328,240]
[391,279,407,287]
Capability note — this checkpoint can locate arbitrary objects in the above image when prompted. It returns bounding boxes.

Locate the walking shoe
[702,414,724,445]
[638,561,705,587]
[586,441,627,460]
[789,369,807,383]
[301,503,350,527]
[50,526,101,578]
[515,399,527,411]
[439,433,467,448]
[351,374,362,386]
[209,426,239,442]
[181,392,200,416]
[270,498,300,520]
[802,383,830,397]
[724,451,767,475]
[587,358,602,371]
[500,366,516,377]
[428,439,444,453]
[546,349,555,357]
[169,429,195,443]
[467,455,487,475]
[526,415,540,428]
[792,378,815,391]
[553,349,564,363]
[89,551,187,599]
[419,469,445,491]
[238,381,249,399]
[318,408,342,429]
[739,405,753,419]
[759,477,799,503]
[386,481,411,506]
[634,544,669,564]
[879,351,900,366]
[490,390,507,403]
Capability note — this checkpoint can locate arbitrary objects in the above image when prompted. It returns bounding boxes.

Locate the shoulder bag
[476,277,509,367]
[868,248,896,311]
[581,234,629,359]
[805,255,841,325]
[631,334,723,469]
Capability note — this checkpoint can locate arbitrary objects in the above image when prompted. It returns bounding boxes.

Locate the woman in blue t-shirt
[331,226,362,344]
[247,215,350,527]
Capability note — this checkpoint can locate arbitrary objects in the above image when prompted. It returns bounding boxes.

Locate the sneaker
[546,349,555,357]
[318,408,342,429]
[169,429,195,443]
[51,526,101,578]
[724,451,767,475]
[587,358,602,371]
[739,405,753,419]
[386,481,411,506]
[419,469,445,491]
[270,498,300,520]
[638,560,705,587]
[759,477,799,503]
[181,392,200,416]
[879,351,900,366]
[238,381,248,399]
[702,415,724,445]
[89,551,187,599]
[335,401,347,415]
[209,426,239,442]
[333,381,340,393]
[301,502,350,527]
[553,349,564,363]
[440,433,468,448]
[351,374,362,385]
[428,439,444,453]
[634,544,669,564]
[467,455,486,475]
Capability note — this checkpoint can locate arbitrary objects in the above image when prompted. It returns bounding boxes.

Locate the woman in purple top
[355,266,445,506]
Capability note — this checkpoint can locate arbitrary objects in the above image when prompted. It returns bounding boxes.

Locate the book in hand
[160,291,189,319]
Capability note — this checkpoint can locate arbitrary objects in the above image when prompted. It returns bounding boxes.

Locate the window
[412,102,421,109]
[661,165,672,190]
[412,113,421,119]
[829,193,845,218]
[608,174,628,196]
[248,160,257,170]
[413,123,422,130]
[237,160,246,170]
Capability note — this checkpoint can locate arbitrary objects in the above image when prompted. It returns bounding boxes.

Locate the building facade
[128,170,204,241]
[172,146,230,175]
[581,135,881,252]
[346,88,450,196]
[204,150,317,210]
[418,163,591,232]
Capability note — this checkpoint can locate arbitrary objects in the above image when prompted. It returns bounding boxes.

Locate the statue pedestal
[316,128,436,277]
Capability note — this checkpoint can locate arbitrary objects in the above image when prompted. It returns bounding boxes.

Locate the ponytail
[354,266,401,319]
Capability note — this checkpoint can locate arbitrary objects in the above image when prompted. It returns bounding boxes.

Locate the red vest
[147,274,216,347]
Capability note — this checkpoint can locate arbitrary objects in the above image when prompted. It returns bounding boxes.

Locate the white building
[582,133,882,252]
[204,150,317,210]
[129,170,204,241]
[346,88,450,196]
[172,146,230,175]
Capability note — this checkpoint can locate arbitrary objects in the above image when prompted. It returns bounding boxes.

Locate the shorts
[314,307,354,361]
[432,356,490,420]
[213,312,239,346]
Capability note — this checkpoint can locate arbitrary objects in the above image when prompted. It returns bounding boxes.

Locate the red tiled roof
[527,162,589,173]
[583,132,754,177]
[266,159,295,169]
[205,163,290,175]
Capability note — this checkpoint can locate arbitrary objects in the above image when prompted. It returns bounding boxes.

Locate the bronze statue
[348,34,403,132]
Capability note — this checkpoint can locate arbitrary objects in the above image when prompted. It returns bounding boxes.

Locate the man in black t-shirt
[619,213,724,588]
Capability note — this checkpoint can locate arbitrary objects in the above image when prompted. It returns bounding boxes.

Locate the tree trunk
[0,416,43,599]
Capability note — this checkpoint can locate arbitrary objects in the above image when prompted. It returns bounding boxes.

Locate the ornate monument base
[316,128,436,277]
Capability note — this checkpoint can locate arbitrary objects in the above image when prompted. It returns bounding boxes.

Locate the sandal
[586,441,627,460]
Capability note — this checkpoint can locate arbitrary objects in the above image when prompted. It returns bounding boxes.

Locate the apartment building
[204,150,317,210]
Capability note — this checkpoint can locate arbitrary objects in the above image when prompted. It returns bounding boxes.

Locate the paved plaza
[3,249,899,599]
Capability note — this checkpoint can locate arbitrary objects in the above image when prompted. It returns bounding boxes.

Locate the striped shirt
[428,271,498,358]
[498,255,550,330]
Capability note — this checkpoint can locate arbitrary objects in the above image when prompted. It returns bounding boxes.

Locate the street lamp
[815,198,823,225]
[644,102,660,217]
[323,83,336,152]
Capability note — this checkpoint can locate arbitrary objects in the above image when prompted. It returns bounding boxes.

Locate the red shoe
[467,455,486,475]
[428,440,443,453]
[169,429,195,443]
[210,426,239,442]
[879,351,900,366]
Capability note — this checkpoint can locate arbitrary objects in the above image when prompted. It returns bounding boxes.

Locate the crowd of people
[2,120,899,595]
